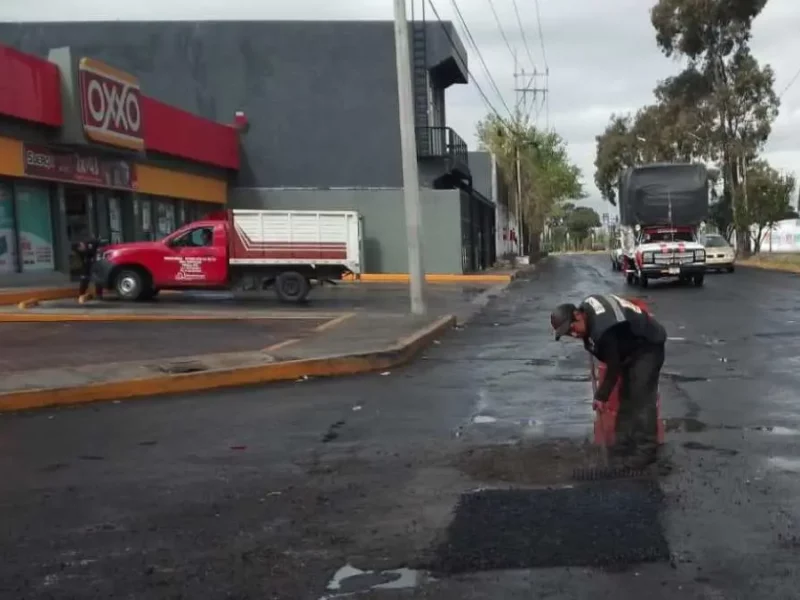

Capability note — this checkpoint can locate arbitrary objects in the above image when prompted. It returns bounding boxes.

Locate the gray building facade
[0,20,496,273]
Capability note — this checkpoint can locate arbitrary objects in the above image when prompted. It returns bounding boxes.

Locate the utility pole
[393,0,426,315]
[514,65,548,126]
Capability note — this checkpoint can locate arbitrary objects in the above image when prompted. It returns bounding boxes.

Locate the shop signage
[22,144,137,191]
[78,57,144,151]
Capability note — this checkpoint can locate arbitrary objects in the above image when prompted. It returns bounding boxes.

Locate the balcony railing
[416,126,469,174]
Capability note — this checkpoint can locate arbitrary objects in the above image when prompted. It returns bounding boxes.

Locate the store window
[108,195,123,244]
[0,181,17,274]
[15,183,55,272]
[156,200,176,238]
[140,197,153,241]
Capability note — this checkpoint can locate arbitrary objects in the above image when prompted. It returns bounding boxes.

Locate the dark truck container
[618,163,709,226]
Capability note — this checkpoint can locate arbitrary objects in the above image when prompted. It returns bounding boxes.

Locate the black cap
[551,303,577,340]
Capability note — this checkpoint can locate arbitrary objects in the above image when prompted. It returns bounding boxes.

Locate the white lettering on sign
[585,297,605,314]
[86,79,141,134]
[25,149,54,170]
[164,256,216,281]
[610,294,643,314]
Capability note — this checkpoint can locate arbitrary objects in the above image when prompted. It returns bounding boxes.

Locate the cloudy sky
[2,0,799,215]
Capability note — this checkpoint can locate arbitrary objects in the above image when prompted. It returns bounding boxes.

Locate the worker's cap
[550,303,577,341]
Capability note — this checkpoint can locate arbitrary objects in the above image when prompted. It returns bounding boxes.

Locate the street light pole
[393,0,426,315]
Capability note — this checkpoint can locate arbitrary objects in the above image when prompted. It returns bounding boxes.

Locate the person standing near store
[75,238,104,300]
[550,294,667,469]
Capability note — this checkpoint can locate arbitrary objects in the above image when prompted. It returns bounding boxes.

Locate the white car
[702,234,735,272]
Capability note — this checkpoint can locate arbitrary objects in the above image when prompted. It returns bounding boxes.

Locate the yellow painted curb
[342,273,512,283]
[0,287,77,306]
[0,315,456,412]
[0,312,345,323]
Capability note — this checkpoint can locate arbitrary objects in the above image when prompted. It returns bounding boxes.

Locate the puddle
[472,415,497,424]
[667,337,686,342]
[752,426,800,435]
[767,457,800,473]
[321,564,429,598]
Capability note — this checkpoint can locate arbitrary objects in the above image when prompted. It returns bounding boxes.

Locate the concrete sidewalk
[0,279,514,412]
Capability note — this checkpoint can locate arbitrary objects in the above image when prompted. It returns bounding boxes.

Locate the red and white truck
[93,209,363,303]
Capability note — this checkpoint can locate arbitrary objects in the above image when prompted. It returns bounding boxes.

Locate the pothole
[455,439,602,485]
[664,417,708,432]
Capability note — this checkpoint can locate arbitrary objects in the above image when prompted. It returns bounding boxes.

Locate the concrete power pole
[393,0,426,315]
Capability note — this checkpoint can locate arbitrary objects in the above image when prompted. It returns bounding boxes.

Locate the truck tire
[693,275,705,287]
[115,269,145,301]
[275,271,310,303]
[626,272,635,285]
[639,273,649,288]
[727,266,735,273]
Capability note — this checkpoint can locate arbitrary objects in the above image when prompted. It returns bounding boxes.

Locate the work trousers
[612,344,665,459]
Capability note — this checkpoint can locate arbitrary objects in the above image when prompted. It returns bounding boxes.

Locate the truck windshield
[704,236,729,247]
[643,230,694,243]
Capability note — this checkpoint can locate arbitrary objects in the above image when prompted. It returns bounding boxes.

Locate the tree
[477,113,585,256]
[650,0,779,254]
[743,160,797,252]
[566,206,601,247]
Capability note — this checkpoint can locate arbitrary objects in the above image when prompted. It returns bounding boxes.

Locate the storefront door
[64,186,93,277]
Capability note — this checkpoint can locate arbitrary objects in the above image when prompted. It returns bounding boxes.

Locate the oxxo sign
[78,57,145,151]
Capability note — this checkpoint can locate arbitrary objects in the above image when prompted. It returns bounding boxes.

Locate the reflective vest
[579,293,666,357]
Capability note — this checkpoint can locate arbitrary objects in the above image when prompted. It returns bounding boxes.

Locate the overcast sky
[2,0,799,216]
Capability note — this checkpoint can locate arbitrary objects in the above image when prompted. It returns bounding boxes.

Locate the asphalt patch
[427,480,669,574]
[456,439,603,485]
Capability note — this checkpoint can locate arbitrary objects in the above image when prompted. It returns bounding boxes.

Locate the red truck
[92,209,363,303]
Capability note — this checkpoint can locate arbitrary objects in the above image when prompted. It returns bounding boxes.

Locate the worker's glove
[592,400,607,412]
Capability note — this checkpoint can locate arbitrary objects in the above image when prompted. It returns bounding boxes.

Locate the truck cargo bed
[619,163,708,226]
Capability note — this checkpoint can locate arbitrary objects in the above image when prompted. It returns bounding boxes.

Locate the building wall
[0,21,464,191]
[231,188,464,274]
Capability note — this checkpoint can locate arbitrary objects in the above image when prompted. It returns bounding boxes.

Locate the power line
[511,0,536,72]
[533,0,548,72]
[425,0,510,120]
[486,0,517,63]
[532,0,549,128]
[779,66,800,99]
[437,0,514,119]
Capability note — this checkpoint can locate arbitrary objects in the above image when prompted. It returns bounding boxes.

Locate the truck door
[162,223,228,287]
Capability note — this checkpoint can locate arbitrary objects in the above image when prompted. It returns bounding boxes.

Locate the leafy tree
[477,113,585,256]
[566,206,601,246]
[743,160,797,252]
[650,0,778,253]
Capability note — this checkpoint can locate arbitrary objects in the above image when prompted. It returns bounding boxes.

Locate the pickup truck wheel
[693,275,705,287]
[727,266,735,273]
[115,269,145,301]
[639,273,649,288]
[275,271,310,303]
[625,272,635,285]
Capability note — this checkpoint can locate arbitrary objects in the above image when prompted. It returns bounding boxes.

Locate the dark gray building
[0,20,497,273]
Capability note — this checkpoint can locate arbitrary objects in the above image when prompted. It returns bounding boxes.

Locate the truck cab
[624,225,707,287]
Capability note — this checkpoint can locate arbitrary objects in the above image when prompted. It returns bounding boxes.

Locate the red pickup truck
[93,209,363,303]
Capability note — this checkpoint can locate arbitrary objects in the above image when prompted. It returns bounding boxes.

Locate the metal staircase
[411,0,430,155]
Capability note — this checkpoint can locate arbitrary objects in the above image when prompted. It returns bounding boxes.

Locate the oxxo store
[0,45,240,283]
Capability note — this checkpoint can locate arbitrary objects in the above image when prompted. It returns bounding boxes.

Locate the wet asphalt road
[2,254,800,599]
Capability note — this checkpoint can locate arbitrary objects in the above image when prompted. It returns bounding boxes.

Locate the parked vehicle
[93,209,363,303]
[701,234,735,272]
[618,163,709,288]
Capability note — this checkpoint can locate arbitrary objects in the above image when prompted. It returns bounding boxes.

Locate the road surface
[1,254,799,599]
